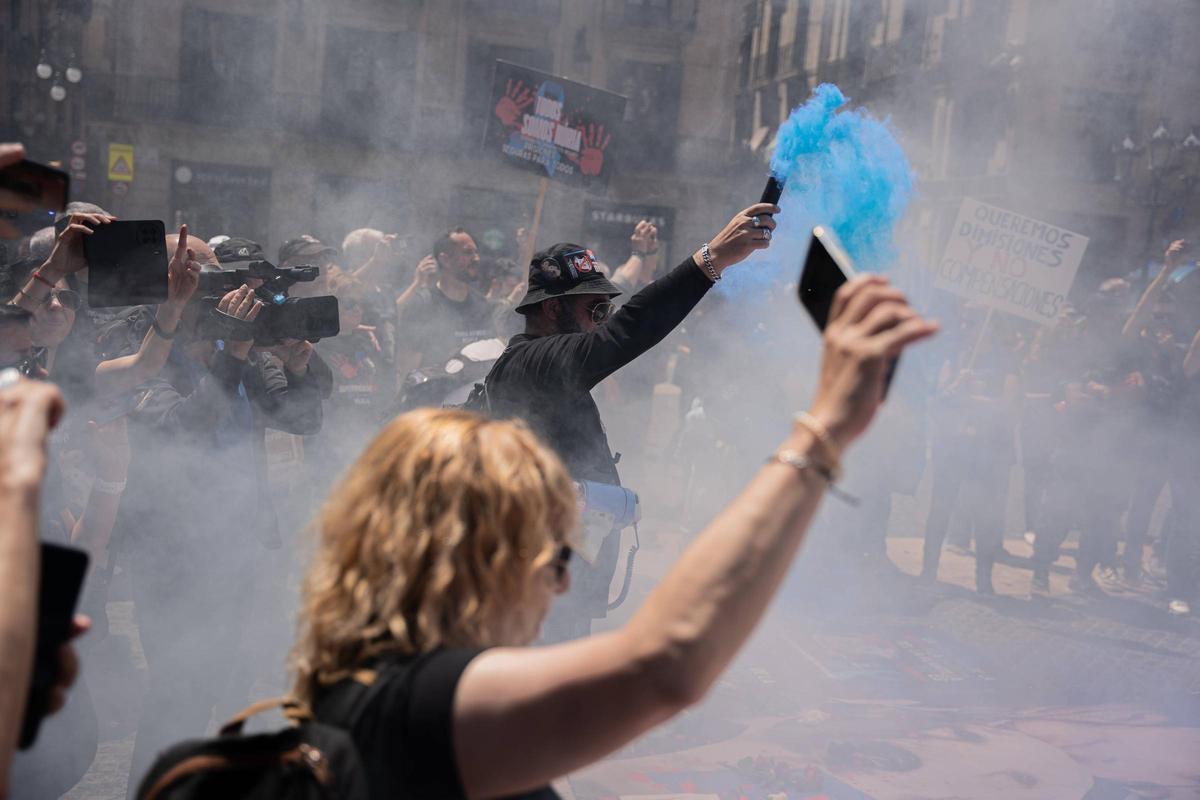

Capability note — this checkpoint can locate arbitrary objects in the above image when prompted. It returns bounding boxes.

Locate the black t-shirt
[396,286,498,371]
[314,649,560,800]
[484,257,713,484]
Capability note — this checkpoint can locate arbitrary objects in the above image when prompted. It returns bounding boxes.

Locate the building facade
[4,0,751,268]
[732,0,1200,289]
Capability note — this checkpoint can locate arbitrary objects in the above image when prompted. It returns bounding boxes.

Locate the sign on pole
[107,143,134,182]
[483,60,626,187]
[934,198,1089,325]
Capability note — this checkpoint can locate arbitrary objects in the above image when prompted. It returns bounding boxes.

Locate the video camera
[195,259,339,346]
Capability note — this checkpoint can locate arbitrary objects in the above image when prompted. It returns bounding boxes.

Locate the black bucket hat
[515,242,622,314]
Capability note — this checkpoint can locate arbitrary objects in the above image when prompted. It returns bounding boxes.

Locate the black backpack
[134,698,370,800]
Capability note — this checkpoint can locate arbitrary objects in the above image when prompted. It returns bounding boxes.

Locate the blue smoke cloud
[721,84,915,298]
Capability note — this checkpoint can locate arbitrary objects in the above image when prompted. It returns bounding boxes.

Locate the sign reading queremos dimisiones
[936,198,1089,325]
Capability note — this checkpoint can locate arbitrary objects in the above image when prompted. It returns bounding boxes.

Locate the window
[451,186,533,258]
[623,0,672,26]
[464,42,554,143]
[321,26,418,146]
[466,0,562,17]
[607,59,682,171]
[179,7,277,127]
[313,175,413,249]
[171,161,272,243]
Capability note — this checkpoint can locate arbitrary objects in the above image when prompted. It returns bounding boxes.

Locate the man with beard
[481,203,778,640]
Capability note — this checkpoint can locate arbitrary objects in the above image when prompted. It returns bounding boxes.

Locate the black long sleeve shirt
[484,256,712,484]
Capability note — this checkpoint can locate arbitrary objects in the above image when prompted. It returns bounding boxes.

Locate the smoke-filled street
[3,1,1200,799]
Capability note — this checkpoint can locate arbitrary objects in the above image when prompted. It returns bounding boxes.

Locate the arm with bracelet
[93,225,202,397]
[451,275,939,798]
[611,220,660,290]
[9,212,114,314]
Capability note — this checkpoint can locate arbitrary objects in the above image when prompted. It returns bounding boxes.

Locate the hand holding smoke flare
[749,83,915,278]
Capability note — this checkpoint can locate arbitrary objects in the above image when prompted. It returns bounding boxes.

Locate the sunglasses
[588,301,615,324]
[552,544,573,583]
[40,288,81,311]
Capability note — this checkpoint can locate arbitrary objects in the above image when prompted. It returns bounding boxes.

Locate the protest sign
[935,198,1089,325]
[483,60,626,186]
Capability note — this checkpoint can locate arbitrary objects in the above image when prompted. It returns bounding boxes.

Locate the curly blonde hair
[291,408,577,703]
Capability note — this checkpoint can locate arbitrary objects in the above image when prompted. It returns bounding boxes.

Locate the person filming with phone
[479,203,779,641]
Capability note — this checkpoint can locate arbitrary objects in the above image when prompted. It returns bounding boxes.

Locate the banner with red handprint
[483,60,626,187]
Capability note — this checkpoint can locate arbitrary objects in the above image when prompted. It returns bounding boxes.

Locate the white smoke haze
[7,0,1200,797]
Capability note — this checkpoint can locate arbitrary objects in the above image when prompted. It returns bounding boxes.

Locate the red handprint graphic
[495,79,534,129]
[571,123,611,177]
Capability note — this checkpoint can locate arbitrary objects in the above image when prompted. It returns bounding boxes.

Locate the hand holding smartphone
[0,158,68,239]
[20,543,89,749]
[799,226,898,397]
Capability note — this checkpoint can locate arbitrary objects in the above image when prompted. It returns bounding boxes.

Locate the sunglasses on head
[40,288,81,311]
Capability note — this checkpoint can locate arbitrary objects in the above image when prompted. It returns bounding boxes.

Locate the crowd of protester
[909,239,1200,608]
[0,131,1197,797]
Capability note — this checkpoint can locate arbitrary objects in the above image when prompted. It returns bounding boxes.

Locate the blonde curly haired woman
[292,276,937,799]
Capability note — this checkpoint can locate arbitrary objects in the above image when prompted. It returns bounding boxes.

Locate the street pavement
[566,528,1200,799]
[36,529,1200,799]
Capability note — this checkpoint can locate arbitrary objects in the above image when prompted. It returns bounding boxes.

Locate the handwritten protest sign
[483,60,626,186]
[935,198,1089,325]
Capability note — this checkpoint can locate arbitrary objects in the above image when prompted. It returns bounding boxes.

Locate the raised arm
[0,376,64,795]
[9,212,113,314]
[394,256,439,383]
[1123,239,1185,338]
[134,286,264,433]
[453,277,938,799]
[610,220,660,290]
[93,225,202,397]
[568,203,780,387]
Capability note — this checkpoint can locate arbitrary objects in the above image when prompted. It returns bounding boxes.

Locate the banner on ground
[483,60,626,186]
[935,198,1089,325]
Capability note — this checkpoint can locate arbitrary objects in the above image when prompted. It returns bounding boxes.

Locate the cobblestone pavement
[570,531,1200,799]
[22,534,1200,799]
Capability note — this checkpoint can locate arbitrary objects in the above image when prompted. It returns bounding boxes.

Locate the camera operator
[108,242,330,789]
[482,204,779,640]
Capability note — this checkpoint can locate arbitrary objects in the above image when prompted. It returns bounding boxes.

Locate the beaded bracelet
[767,450,859,506]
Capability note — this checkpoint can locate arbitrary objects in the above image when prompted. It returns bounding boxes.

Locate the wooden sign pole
[521,176,550,267]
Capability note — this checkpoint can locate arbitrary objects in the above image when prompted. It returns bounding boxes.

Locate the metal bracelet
[151,318,177,340]
[700,243,720,282]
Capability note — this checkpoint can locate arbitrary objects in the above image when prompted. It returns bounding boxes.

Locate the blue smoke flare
[721,84,915,298]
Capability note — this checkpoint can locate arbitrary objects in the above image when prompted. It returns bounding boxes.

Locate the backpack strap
[218,696,311,737]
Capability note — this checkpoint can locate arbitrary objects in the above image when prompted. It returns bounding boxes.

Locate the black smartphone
[82,219,168,307]
[800,226,897,395]
[20,543,89,749]
[0,160,69,239]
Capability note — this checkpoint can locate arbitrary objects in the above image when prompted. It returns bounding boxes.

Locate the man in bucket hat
[482,203,779,641]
